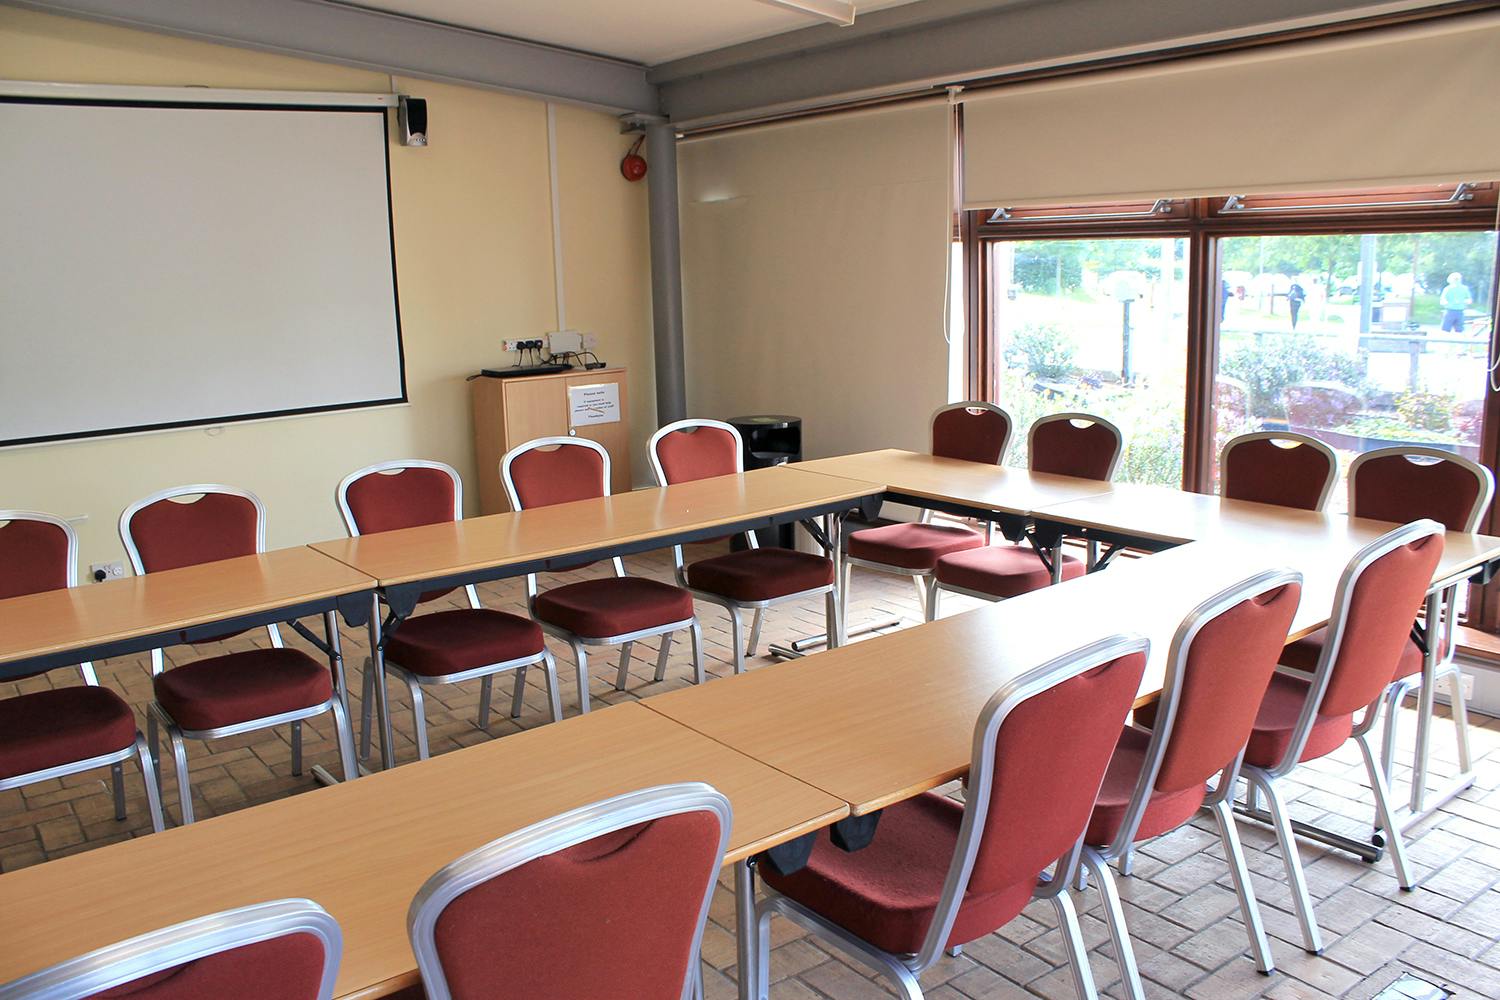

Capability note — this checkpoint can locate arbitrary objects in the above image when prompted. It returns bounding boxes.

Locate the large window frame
[965,183,1500,624]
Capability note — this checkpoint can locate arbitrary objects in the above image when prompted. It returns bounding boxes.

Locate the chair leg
[838,558,852,631]
[1445,663,1474,773]
[1357,730,1416,890]
[133,734,166,833]
[615,641,634,691]
[358,659,375,762]
[110,762,127,821]
[408,679,430,761]
[1050,891,1101,1000]
[746,608,764,657]
[689,621,706,685]
[825,589,839,650]
[1210,797,1276,973]
[146,711,162,793]
[910,574,929,613]
[1118,843,1135,877]
[655,632,673,681]
[572,641,592,714]
[1081,850,1144,1000]
[478,673,494,729]
[945,945,963,958]
[541,652,564,723]
[167,727,194,826]
[925,581,941,622]
[329,697,358,782]
[508,666,527,719]
[728,607,746,675]
[1380,680,1411,786]
[1248,770,1322,954]
[290,720,303,777]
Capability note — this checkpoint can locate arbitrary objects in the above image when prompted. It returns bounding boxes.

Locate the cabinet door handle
[568,427,577,436]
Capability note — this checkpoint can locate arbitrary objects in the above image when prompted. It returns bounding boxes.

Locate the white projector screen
[0,98,405,446]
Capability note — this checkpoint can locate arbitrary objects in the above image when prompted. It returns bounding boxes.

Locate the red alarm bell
[620,135,647,182]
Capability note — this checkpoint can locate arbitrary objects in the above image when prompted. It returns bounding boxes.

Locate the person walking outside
[1441,271,1473,332]
[1287,279,1307,330]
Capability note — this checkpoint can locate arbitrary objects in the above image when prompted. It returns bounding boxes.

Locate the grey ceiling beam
[5,0,659,113]
[652,0,1459,125]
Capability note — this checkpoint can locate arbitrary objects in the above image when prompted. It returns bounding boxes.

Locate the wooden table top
[794,450,1115,515]
[0,547,375,668]
[0,703,846,999]
[310,466,881,587]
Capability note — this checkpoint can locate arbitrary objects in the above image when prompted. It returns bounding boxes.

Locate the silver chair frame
[841,401,1013,625]
[0,898,342,1000]
[0,511,164,834]
[408,783,732,1000]
[1347,446,1493,832]
[121,486,357,823]
[1219,431,1339,512]
[1243,520,1445,956]
[336,460,561,762]
[648,419,839,673]
[1078,569,1301,999]
[755,633,1150,1000]
[925,410,1121,622]
[501,437,704,713]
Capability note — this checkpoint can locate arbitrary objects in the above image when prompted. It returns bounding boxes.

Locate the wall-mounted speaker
[398,96,427,147]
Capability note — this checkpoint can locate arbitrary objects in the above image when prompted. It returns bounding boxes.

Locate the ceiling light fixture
[753,0,857,27]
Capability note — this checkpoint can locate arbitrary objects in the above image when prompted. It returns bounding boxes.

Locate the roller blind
[679,102,953,457]
[961,12,1500,209]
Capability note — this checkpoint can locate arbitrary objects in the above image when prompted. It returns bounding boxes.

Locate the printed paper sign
[568,382,621,427]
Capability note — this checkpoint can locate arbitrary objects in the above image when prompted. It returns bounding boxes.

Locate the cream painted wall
[0,8,654,568]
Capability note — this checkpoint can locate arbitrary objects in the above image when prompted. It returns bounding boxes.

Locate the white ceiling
[352,0,920,65]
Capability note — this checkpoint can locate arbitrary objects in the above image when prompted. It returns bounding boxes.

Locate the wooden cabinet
[471,367,631,514]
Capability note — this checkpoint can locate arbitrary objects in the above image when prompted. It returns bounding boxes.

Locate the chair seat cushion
[686,548,835,603]
[759,792,1036,955]
[1085,725,1207,848]
[533,577,695,639]
[0,686,137,779]
[1281,626,1424,681]
[935,545,1085,598]
[386,609,545,677]
[153,649,332,732]
[1243,672,1352,769]
[846,522,983,571]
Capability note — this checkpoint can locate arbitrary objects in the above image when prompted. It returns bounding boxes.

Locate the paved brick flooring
[3,543,1498,998]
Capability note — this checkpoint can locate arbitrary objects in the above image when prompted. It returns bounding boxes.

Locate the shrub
[1003,323,1077,382]
[1218,335,1366,421]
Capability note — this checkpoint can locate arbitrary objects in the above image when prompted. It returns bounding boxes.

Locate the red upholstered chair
[407,783,731,1000]
[0,898,341,999]
[337,461,561,762]
[648,419,838,673]
[1080,570,1302,999]
[121,486,356,823]
[1243,521,1445,955]
[1219,431,1338,511]
[926,412,1121,622]
[500,438,703,713]
[0,511,164,835]
[843,402,1012,621]
[1282,447,1492,821]
[757,634,1149,1000]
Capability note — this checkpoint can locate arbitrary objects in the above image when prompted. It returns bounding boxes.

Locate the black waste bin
[728,415,802,548]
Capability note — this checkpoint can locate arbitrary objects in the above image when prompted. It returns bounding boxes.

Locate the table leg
[368,593,397,771]
[736,860,760,1000]
[313,610,353,787]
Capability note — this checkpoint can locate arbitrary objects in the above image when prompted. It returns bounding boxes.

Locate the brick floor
[3,542,1498,999]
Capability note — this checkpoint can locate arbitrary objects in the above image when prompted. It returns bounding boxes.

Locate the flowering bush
[1219,335,1366,422]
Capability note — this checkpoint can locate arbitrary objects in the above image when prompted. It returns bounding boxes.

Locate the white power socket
[502,338,547,353]
[89,561,126,583]
[1433,671,1476,701]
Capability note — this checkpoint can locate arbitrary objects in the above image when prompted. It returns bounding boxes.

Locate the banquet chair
[649,419,838,673]
[927,412,1121,621]
[0,511,164,835]
[407,783,730,1000]
[121,486,356,823]
[501,437,703,713]
[756,634,1149,1000]
[337,460,561,762]
[1219,431,1338,511]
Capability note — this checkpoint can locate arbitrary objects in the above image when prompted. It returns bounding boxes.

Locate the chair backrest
[408,784,731,1000]
[1219,432,1338,511]
[931,402,1012,465]
[1103,570,1303,855]
[1274,520,1445,773]
[337,461,468,609]
[917,634,1149,968]
[120,486,265,574]
[1027,412,1123,481]
[0,510,77,601]
[648,419,743,486]
[500,437,611,511]
[1349,447,1494,532]
[0,899,341,1000]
